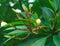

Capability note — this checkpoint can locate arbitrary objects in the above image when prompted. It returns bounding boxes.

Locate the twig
[32,26,47,31]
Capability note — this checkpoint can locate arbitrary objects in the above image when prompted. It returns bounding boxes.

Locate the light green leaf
[31,37,47,46]
[31,12,38,21]
[49,0,56,10]
[53,0,59,10]
[4,27,15,31]
[16,25,27,29]
[34,12,38,19]
[7,30,30,36]
[10,21,28,25]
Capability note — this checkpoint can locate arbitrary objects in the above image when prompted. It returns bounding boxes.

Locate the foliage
[0,0,60,46]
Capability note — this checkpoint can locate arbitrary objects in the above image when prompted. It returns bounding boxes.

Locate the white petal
[28,0,35,3]
[29,4,33,8]
[9,2,15,7]
[16,9,21,13]
[1,21,8,27]
[12,8,21,13]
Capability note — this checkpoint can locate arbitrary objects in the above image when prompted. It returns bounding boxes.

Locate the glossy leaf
[31,37,47,46]
[53,35,60,46]
[6,30,30,36]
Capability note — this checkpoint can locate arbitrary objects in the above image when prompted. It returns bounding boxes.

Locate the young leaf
[34,12,38,19]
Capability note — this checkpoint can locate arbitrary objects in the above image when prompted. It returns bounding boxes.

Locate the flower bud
[22,4,28,12]
[1,21,8,27]
[12,8,21,13]
[36,19,41,25]
[29,4,33,8]
[9,2,15,7]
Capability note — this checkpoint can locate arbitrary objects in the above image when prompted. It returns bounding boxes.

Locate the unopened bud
[9,2,15,7]
[36,19,41,25]
[29,4,33,8]
[1,21,8,27]
[12,8,21,13]
[22,4,28,12]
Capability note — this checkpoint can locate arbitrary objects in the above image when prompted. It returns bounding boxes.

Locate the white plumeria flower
[36,19,41,25]
[1,21,8,27]
[12,8,21,13]
[9,2,15,7]
[29,4,33,8]
[22,4,28,11]
[28,0,35,3]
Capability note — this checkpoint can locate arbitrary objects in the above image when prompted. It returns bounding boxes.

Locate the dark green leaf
[53,35,60,46]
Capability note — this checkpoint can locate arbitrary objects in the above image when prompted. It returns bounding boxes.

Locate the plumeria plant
[0,0,60,46]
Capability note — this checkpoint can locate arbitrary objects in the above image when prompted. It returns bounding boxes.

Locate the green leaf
[49,0,59,11]
[3,25,27,30]
[10,21,28,25]
[46,37,55,46]
[3,30,30,45]
[3,25,28,34]
[31,37,47,46]
[53,0,59,10]
[55,14,60,23]
[49,0,56,10]
[20,12,27,18]
[0,21,29,29]
[31,12,38,21]
[15,34,42,46]
[3,37,14,44]
[16,25,27,29]
[53,35,60,46]
[42,7,54,28]
[6,30,30,36]
[42,7,54,19]
[4,27,15,31]
[17,37,40,46]
[34,12,38,19]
